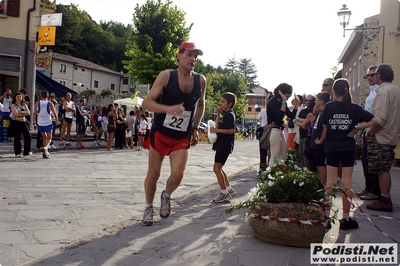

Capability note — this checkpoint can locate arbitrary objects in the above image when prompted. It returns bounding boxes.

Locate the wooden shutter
[7,0,20,17]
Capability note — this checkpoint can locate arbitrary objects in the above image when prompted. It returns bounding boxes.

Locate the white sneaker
[59,142,65,147]
[94,141,99,147]
[213,192,231,203]
[50,144,57,149]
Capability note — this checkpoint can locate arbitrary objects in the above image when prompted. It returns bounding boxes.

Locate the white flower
[293,179,296,184]
[247,186,258,200]
[299,182,304,187]
[268,174,275,180]
[280,175,285,179]
[280,160,285,164]
[268,180,275,187]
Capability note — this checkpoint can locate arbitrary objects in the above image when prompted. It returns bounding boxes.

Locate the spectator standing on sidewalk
[316,78,375,230]
[115,108,127,150]
[295,95,315,168]
[59,92,75,147]
[356,65,380,201]
[356,64,400,212]
[49,93,58,149]
[9,92,32,157]
[125,110,137,148]
[210,92,237,203]
[32,91,59,158]
[267,83,298,165]
[257,94,272,169]
[137,114,148,151]
[0,89,12,119]
[75,98,90,148]
[91,104,104,147]
[106,104,116,152]
[141,42,206,226]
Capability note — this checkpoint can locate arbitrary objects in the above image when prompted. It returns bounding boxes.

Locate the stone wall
[360,16,380,107]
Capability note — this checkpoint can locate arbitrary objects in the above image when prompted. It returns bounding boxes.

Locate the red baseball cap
[179,42,203,55]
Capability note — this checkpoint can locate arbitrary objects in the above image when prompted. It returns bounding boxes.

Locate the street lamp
[254,104,258,121]
[337,4,351,37]
[337,4,385,62]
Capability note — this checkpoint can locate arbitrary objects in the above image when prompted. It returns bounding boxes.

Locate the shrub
[101,88,114,97]
[80,89,97,96]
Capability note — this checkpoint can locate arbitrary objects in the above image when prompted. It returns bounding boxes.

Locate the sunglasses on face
[366,73,376,78]
[322,84,332,87]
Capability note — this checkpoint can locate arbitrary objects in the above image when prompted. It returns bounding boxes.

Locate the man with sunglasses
[356,65,380,201]
[357,63,400,212]
[321,78,334,100]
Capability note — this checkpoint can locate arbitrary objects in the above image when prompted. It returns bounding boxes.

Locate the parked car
[198,121,208,132]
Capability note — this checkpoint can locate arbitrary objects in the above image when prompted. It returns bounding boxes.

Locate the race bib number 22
[163,111,191,132]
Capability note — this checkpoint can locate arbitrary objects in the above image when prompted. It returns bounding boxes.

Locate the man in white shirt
[357,65,380,201]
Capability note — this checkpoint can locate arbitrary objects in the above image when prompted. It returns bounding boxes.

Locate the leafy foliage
[101,88,114,97]
[124,0,191,85]
[224,159,324,214]
[80,89,96,96]
[53,4,130,72]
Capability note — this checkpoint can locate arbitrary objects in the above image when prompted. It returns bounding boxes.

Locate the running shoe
[142,206,154,226]
[213,192,231,203]
[159,190,171,218]
[228,188,236,198]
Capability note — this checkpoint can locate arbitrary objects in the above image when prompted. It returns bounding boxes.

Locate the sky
[57,0,382,96]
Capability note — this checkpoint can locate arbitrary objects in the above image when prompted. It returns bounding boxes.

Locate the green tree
[225,57,239,74]
[238,58,259,89]
[209,72,248,121]
[54,4,131,72]
[124,0,192,85]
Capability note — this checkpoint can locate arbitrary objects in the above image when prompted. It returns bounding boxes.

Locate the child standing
[137,114,148,151]
[210,92,237,203]
[316,79,374,230]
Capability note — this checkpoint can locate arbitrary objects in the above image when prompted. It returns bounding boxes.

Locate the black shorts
[76,122,85,133]
[313,148,326,166]
[214,151,230,165]
[64,117,73,124]
[326,150,355,167]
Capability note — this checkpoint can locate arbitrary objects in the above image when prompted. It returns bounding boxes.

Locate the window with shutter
[7,0,20,17]
[0,0,6,16]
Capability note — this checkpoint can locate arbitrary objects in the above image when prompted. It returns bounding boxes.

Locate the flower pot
[249,202,325,248]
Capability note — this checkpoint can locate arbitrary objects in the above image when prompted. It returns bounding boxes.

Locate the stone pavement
[0,139,399,266]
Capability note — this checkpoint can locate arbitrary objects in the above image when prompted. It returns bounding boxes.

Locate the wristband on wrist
[193,127,199,131]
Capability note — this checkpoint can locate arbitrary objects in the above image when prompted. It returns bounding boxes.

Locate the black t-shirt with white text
[321,101,374,153]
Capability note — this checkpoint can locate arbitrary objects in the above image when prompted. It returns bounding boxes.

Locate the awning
[35,70,77,99]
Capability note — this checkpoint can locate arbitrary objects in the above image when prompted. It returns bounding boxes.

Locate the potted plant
[225,155,328,247]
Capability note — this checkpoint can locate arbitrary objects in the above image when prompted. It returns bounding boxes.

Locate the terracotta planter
[249,202,326,248]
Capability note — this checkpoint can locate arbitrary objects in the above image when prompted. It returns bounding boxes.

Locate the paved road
[0,140,399,266]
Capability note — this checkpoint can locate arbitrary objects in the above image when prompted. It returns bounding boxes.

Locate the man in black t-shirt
[295,95,315,168]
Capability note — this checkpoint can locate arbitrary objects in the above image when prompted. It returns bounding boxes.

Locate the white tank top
[65,100,74,118]
[37,100,52,126]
